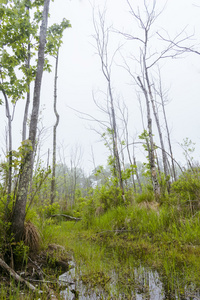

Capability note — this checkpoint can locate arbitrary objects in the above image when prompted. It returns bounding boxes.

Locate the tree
[11,0,51,242]
[45,19,71,204]
[93,9,125,201]
[120,0,183,198]
[154,69,177,182]
[0,0,37,214]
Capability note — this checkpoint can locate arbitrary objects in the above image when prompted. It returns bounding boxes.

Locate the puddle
[59,252,200,300]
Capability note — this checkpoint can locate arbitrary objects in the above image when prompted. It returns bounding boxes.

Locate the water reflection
[59,255,200,300]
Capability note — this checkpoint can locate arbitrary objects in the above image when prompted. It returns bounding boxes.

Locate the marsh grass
[39,200,200,298]
[1,198,200,299]
[0,275,64,300]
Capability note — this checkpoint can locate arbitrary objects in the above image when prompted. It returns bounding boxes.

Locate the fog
[1,0,200,174]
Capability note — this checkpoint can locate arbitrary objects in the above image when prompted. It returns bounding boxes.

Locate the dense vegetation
[0,0,200,299]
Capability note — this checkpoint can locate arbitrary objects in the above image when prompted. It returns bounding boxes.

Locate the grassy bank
[1,188,200,299]
[39,200,200,298]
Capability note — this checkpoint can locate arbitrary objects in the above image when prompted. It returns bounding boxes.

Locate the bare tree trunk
[137,76,160,199]
[11,0,50,242]
[93,10,125,201]
[22,42,31,141]
[133,156,142,194]
[158,78,177,181]
[110,101,125,199]
[118,102,137,193]
[150,88,170,193]
[162,100,176,181]
[22,0,31,142]
[51,50,60,204]
[2,89,13,216]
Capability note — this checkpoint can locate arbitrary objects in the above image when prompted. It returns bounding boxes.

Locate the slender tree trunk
[160,92,176,181]
[93,10,125,201]
[133,156,142,194]
[150,90,170,193]
[137,76,160,199]
[22,42,31,141]
[2,89,12,216]
[108,81,125,200]
[138,94,151,170]
[119,103,137,193]
[11,0,50,242]
[51,50,60,204]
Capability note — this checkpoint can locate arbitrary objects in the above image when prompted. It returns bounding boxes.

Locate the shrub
[135,191,154,203]
[171,168,200,213]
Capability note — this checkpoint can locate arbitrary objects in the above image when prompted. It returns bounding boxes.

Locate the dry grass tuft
[22,221,41,253]
[139,201,160,212]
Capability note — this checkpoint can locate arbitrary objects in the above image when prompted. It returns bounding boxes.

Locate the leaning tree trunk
[149,89,170,193]
[160,92,177,181]
[51,50,60,204]
[137,76,160,200]
[11,0,50,242]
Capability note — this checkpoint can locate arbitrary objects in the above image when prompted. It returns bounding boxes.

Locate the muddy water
[59,249,200,300]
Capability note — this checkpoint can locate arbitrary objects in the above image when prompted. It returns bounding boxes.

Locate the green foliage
[40,202,60,218]
[13,241,29,266]
[81,198,96,229]
[139,130,150,153]
[28,164,51,205]
[135,190,154,203]
[0,0,42,102]
[25,207,39,224]
[111,206,127,230]
[11,140,33,172]
[93,183,123,210]
[46,18,71,56]
[171,168,200,212]
[181,137,196,166]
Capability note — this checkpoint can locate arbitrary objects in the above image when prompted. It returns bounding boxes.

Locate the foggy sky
[1,0,200,173]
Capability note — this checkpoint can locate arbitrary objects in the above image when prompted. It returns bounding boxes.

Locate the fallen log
[0,256,58,299]
[50,214,82,221]
[0,257,38,292]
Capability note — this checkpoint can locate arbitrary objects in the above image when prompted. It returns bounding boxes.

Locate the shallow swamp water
[58,240,200,300]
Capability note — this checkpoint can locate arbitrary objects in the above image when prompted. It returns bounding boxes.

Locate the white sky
[1,0,200,173]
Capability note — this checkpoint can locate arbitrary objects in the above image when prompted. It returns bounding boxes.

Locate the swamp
[1,0,200,299]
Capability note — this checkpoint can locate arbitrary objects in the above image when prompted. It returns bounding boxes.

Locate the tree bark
[137,76,160,199]
[11,0,50,242]
[51,50,60,204]
[93,10,125,200]
[1,89,13,217]
[22,2,31,141]
[22,42,31,141]
[159,86,177,181]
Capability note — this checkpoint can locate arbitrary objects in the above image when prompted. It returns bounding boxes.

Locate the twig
[28,256,46,277]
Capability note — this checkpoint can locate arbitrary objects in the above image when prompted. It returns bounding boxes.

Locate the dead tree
[118,100,142,193]
[51,50,59,204]
[93,9,125,201]
[154,69,177,182]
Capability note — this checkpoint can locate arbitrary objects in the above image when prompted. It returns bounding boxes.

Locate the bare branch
[66,105,109,128]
